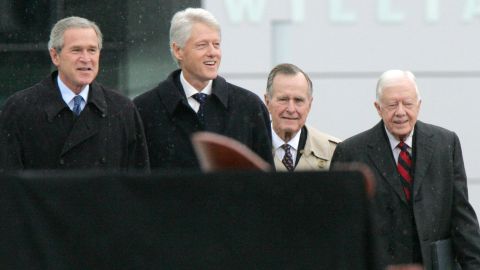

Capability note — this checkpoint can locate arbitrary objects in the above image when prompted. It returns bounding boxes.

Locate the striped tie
[397,141,413,201]
[281,144,294,172]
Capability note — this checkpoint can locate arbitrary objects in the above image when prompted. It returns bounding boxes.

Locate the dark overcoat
[133,69,273,170]
[331,120,480,270]
[0,72,149,172]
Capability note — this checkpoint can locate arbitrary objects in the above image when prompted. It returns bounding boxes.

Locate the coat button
[100,157,106,164]
[59,159,65,165]
[317,160,326,168]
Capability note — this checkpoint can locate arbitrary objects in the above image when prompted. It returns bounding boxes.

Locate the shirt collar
[271,125,302,151]
[180,71,212,97]
[57,76,89,104]
[384,125,414,151]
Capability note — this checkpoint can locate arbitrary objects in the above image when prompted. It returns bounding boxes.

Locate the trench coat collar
[44,71,107,122]
[158,69,229,116]
[302,126,333,161]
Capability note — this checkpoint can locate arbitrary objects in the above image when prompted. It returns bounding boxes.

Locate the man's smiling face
[50,27,100,94]
[265,72,312,142]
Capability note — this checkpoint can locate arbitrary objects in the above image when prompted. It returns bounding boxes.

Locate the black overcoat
[0,72,149,172]
[331,120,480,270]
[134,69,273,170]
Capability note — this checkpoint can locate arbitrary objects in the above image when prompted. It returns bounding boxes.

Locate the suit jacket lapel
[412,121,434,197]
[367,121,409,205]
[159,72,229,136]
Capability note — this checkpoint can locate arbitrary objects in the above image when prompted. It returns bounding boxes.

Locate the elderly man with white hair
[331,70,480,270]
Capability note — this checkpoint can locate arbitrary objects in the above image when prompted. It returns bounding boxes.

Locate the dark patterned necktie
[192,93,208,126]
[397,141,413,201]
[72,95,83,116]
[281,144,294,172]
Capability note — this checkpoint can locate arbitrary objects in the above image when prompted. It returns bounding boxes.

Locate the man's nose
[286,100,295,112]
[79,50,91,61]
[206,43,219,56]
[395,103,406,115]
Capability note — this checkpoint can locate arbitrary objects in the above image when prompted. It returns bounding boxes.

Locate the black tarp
[0,171,375,269]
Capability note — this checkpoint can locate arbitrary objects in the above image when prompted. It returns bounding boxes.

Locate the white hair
[169,8,221,66]
[376,70,422,102]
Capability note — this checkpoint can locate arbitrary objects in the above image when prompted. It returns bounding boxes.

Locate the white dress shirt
[384,126,414,164]
[57,76,89,112]
[272,126,302,164]
[180,71,212,113]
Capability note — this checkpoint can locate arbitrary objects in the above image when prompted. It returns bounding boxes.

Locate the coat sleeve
[0,100,25,171]
[126,105,150,174]
[450,133,480,269]
[330,141,351,170]
[251,100,274,167]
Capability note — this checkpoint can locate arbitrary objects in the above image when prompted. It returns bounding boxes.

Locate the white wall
[203,0,480,214]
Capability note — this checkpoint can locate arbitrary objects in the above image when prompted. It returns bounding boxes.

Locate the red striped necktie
[397,141,413,201]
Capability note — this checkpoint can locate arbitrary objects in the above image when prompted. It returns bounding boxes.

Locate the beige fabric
[274,125,341,171]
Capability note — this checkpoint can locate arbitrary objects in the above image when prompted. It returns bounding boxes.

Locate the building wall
[204,0,480,214]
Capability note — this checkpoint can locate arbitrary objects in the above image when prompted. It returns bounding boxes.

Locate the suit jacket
[0,72,149,172]
[133,69,273,170]
[274,125,340,171]
[331,120,480,270]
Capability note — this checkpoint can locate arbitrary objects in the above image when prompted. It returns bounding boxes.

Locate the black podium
[1,171,376,269]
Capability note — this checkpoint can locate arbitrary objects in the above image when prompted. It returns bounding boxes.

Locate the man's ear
[264,94,270,106]
[306,96,313,113]
[49,48,60,67]
[172,42,183,62]
[374,101,382,116]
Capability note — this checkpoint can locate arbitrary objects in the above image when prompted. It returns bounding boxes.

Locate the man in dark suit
[134,8,273,170]
[331,70,480,269]
[0,16,149,172]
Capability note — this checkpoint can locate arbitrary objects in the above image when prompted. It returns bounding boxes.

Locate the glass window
[0,0,200,104]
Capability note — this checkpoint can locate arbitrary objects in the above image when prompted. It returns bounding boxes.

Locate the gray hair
[48,16,103,52]
[169,8,221,65]
[376,70,422,102]
[266,63,313,98]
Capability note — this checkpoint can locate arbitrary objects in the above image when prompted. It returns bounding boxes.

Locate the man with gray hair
[264,63,340,171]
[134,8,273,170]
[331,70,480,269]
[0,16,149,172]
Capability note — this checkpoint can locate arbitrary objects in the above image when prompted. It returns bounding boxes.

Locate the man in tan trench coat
[264,63,340,171]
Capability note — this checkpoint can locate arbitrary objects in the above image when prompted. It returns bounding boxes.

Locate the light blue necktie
[72,95,83,116]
